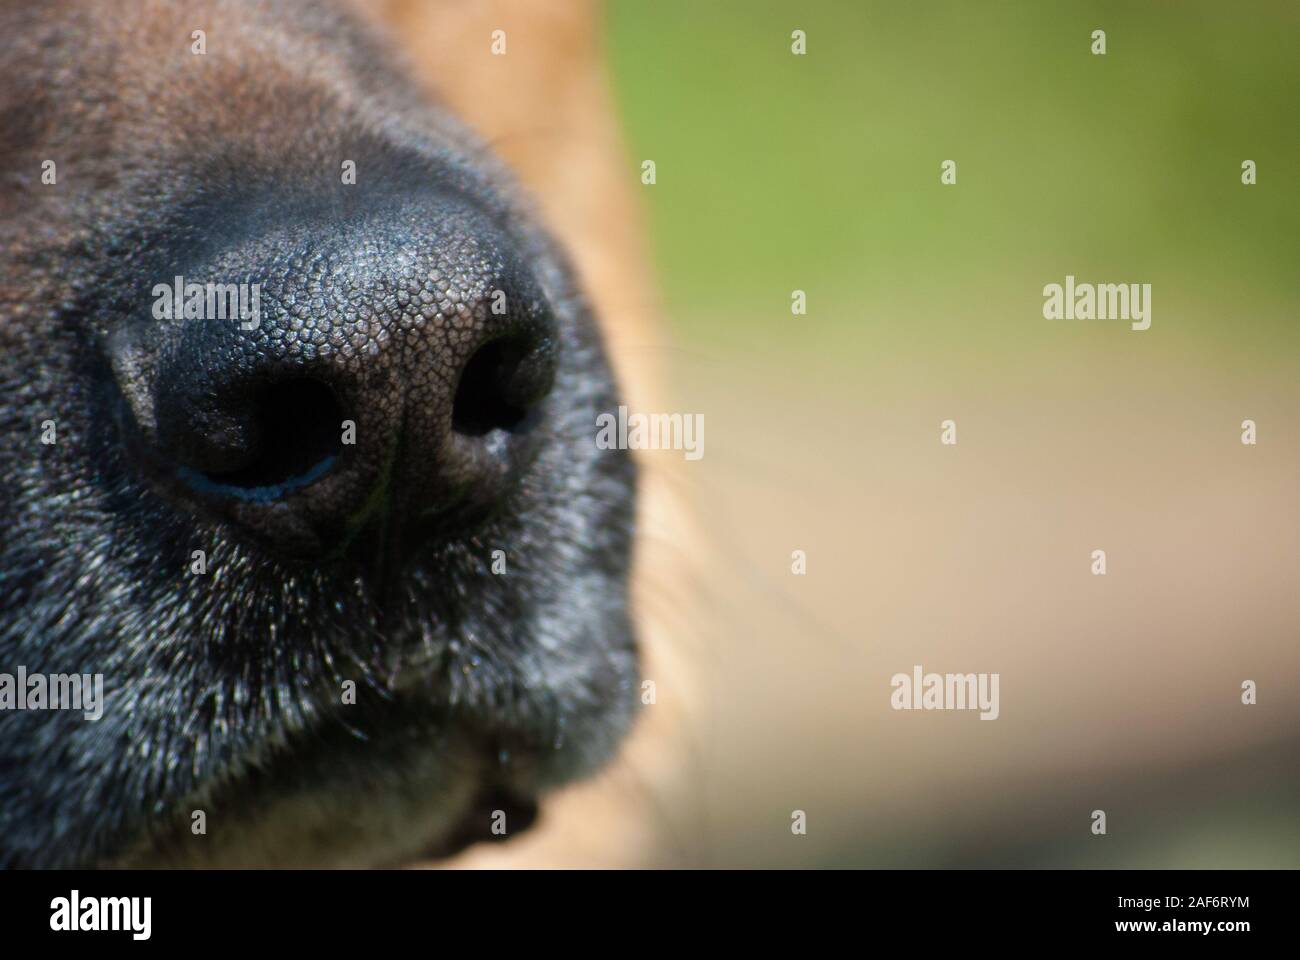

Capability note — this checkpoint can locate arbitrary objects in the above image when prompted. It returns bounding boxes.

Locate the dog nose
[121,194,558,558]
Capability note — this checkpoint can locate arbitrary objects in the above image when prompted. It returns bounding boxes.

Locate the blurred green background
[599,1,1300,868]
[608,0,1298,368]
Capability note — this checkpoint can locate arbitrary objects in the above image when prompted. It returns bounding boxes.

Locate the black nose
[116,193,557,558]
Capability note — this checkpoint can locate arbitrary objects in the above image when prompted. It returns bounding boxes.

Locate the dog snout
[115,192,559,558]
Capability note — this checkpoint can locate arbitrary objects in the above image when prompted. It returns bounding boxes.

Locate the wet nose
[118,193,558,558]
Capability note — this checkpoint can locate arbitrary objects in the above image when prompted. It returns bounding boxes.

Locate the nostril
[179,378,343,503]
[452,339,540,438]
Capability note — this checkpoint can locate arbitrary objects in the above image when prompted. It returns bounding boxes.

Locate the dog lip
[104,684,551,866]
[417,784,541,860]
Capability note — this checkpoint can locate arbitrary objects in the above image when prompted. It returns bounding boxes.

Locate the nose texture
[124,193,558,559]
